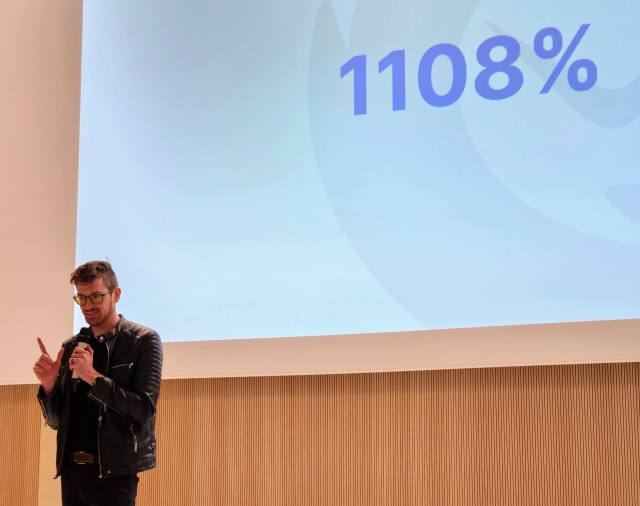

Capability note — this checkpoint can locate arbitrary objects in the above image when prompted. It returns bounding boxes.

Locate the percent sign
[535,23,597,93]
[340,24,597,115]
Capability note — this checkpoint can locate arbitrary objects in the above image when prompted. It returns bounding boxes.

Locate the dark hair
[70,260,119,290]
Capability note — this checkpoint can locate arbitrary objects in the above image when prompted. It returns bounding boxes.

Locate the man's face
[75,277,121,328]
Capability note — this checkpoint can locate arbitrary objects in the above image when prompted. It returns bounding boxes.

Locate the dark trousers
[61,462,138,506]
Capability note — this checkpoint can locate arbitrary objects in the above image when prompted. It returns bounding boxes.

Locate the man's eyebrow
[76,291,104,296]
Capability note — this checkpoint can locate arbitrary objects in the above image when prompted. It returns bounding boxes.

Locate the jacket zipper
[97,409,103,477]
[95,339,110,478]
[131,424,138,452]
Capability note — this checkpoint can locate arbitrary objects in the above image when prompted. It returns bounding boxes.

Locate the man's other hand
[33,338,64,396]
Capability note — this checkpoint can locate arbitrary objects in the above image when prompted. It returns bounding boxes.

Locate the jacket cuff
[88,375,112,403]
[37,386,55,422]
[37,385,54,401]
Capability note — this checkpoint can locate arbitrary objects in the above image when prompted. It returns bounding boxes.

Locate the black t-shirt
[66,334,108,455]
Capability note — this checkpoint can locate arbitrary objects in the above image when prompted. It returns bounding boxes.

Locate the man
[34,261,163,506]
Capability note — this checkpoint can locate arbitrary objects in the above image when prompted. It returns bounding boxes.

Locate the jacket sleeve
[88,332,163,425]
[37,384,62,430]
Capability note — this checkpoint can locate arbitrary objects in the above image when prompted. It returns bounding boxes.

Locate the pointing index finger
[37,338,49,357]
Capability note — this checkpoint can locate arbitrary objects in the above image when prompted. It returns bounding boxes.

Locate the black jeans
[61,462,138,506]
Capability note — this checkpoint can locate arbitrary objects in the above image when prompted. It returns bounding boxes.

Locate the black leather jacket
[37,316,163,478]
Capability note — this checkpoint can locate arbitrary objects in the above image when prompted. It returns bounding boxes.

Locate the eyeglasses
[73,289,115,306]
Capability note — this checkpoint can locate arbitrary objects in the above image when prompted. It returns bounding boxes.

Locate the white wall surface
[0,0,82,385]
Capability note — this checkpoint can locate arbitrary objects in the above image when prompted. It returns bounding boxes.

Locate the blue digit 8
[474,35,523,100]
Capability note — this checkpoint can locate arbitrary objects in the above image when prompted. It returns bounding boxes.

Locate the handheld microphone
[71,342,88,380]
[71,334,90,392]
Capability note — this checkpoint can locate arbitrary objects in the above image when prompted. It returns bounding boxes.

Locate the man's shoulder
[119,319,163,362]
[61,336,75,348]
[121,318,161,342]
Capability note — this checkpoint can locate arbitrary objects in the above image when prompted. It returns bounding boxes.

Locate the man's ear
[113,287,122,303]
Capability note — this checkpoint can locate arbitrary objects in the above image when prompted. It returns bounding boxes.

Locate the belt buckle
[74,451,91,464]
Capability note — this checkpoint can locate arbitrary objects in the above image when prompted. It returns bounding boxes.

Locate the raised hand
[33,338,64,396]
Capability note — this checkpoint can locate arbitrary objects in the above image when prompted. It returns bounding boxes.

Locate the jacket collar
[91,314,127,342]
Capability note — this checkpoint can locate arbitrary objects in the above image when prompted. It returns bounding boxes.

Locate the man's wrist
[88,370,102,386]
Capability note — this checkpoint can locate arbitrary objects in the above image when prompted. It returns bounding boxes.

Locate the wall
[0,0,81,503]
[161,319,640,378]
[0,385,41,506]
[133,363,639,506]
[5,362,637,505]
[0,0,81,384]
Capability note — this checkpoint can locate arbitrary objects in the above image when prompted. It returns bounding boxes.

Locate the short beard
[85,305,114,327]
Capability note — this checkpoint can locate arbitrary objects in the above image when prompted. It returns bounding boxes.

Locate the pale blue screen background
[76,0,640,341]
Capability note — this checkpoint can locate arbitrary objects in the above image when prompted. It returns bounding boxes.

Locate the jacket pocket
[109,362,134,370]
[109,362,135,387]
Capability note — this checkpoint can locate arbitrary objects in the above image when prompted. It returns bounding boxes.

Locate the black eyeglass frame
[73,288,115,306]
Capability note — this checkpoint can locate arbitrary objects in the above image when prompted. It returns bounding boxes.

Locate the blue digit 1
[341,55,366,115]
[378,50,406,111]
[418,44,466,107]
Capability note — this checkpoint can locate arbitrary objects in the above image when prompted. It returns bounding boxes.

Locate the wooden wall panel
[0,385,41,506]
[137,363,639,506]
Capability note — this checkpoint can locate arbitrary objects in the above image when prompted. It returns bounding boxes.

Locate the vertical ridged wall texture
[138,363,639,506]
[0,385,40,506]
